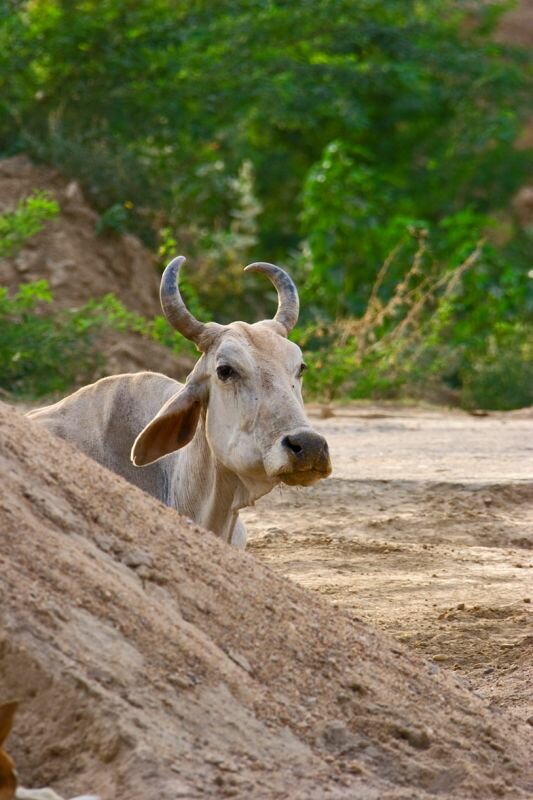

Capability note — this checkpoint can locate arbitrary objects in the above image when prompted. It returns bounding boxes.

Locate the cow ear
[131,379,207,466]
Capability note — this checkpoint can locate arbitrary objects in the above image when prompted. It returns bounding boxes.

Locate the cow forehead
[214,321,302,368]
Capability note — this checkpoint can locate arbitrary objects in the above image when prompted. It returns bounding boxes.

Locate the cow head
[131,257,331,495]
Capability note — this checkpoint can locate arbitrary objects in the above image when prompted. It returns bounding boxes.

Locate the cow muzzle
[277,429,331,486]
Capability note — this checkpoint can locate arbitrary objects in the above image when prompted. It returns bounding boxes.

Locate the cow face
[205,321,331,489]
[131,320,331,493]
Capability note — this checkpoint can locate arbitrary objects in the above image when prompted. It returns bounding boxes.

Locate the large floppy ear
[131,364,208,467]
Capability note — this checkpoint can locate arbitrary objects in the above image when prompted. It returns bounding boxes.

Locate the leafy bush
[157,160,272,324]
[95,203,131,235]
[0,191,103,397]
[1,0,529,271]
[299,141,502,315]
[0,3,530,407]
[299,231,533,409]
[460,323,533,410]
[0,281,106,397]
[0,192,59,257]
[0,282,195,399]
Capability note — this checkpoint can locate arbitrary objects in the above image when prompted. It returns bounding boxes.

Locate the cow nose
[282,434,305,456]
[282,430,330,471]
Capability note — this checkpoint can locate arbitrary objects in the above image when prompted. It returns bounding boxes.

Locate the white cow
[28,257,331,547]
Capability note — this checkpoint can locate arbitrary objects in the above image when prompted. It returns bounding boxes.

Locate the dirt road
[242,405,533,722]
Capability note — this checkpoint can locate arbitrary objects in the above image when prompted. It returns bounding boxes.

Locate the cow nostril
[282,435,303,456]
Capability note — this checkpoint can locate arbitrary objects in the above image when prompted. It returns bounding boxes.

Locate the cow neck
[172,421,251,542]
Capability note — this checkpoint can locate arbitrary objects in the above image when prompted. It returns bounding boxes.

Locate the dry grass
[302,231,486,403]
[337,230,484,362]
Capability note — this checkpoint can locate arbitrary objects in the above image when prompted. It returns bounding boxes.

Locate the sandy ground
[243,405,533,722]
[2,401,532,799]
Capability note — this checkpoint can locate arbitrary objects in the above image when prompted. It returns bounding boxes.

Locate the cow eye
[216,364,238,381]
[298,363,307,379]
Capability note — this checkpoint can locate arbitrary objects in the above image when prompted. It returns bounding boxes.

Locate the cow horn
[160,256,208,344]
[244,262,300,334]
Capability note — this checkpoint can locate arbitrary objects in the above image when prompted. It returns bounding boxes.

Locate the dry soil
[1,402,532,799]
[243,405,533,726]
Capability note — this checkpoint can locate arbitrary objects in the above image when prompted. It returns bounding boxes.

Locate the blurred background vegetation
[0,0,531,408]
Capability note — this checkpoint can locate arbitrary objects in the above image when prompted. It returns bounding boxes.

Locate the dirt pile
[0,155,160,317]
[0,402,531,800]
[0,156,191,380]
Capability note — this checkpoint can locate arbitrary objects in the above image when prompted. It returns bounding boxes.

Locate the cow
[28,257,331,548]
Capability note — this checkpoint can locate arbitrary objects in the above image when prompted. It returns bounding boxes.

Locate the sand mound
[0,401,531,799]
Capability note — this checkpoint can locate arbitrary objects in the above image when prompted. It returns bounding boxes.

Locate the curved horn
[244,262,300,334]
[160,256,207,344]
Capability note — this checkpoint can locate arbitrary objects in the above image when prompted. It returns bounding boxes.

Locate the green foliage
[300,139,533,318]
[91,291,198,359]
[0,191,59,257]
[0,281,106,397]
[1,0,529,257]
[0,281,194,399]
[460,322,533,410]
[299,233,533,409]
[0,1,530,407]
[0,189,196,400]
[0,190,103,397]
[157,160,271,323]
[95,203,130,235]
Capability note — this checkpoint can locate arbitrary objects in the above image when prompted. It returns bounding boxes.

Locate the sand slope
[0,402,531,799]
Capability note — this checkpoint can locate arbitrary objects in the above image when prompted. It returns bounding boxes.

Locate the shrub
[460,323,533,410]
[299,231,530,408]
[2,0,529,279]
[0,192,59,257]
[0,281,106,397]
[0,282,196,399]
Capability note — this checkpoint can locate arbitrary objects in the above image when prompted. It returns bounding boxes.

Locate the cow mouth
[265,429,331,486]
[278,465,331,487]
